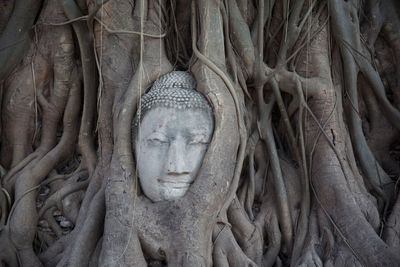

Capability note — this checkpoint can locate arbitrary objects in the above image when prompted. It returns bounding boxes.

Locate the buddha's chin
[159,184,190,201]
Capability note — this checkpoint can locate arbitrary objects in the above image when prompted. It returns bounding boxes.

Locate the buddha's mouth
[171,184,190,189]
[157,178,192,189]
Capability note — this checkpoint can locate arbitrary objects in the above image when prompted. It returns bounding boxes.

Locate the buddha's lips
[157,177,192,187]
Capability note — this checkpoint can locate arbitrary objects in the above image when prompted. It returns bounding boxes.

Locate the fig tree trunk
[0,0,400,266]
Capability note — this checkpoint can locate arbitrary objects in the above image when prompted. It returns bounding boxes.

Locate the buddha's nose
[167,139,189,175]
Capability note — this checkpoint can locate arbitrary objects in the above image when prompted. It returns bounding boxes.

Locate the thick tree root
[1,1,400,266]
[213,223,257,267]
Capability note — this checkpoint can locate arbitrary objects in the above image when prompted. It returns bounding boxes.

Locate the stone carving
[133,71,214,202]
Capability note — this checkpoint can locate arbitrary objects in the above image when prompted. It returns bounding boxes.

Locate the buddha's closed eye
[147,133,169,144]
[188,137,209,145]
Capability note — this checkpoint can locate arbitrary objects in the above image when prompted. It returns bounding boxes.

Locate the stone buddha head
[133,71,214,202]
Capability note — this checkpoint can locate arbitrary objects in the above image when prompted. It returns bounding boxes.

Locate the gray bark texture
[0,0,400,266]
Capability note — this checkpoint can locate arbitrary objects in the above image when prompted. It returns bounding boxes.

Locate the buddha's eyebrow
[147,131,168,139]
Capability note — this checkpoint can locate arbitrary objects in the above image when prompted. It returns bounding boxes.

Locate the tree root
[1,1,399,266]
[58,183,105,267]
[38,171,89,218]
[213,223,257,267]
[329,0,394,210]
[0,0,43,81]
[9,47,81,265]
[39,234,70,266]
[43,208,63,238]
[228,197,263,264]
[2,153,38,190]
[99,0,172,262]
[295,208,323,267]
[262,210,281,267]
[384,191,400,251]
[59,0,98,175]
[256,194,282,267]
[191,0,247,215]
[0,226,18,267]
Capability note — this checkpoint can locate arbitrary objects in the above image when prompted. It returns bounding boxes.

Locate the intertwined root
[0,0,400,266]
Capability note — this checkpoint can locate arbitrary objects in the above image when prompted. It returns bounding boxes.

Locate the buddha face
[135,106,213,202]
